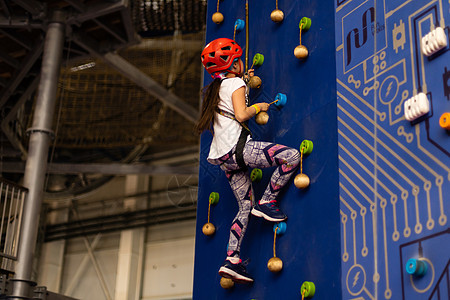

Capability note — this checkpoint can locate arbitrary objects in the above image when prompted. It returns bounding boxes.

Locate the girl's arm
[232,87,269,122]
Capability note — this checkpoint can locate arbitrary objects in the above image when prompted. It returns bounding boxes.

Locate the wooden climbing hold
[203,192,219,236]
[255,111,269,125]
[249,76,262,89]
[295,140,313,189]
[271,9,284,23]
[295,17,311,59]
[267,222,286,273]
[220,277,234,289]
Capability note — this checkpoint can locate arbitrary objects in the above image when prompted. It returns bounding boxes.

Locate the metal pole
[12,10,66,299]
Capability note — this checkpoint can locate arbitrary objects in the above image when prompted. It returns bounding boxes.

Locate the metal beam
[67,0,126,24]
[72,33,199,123]
[0,1,11,19]
[140,145,199,162]
[0,48,20,68]
[0,41,43,109]
[0,75,40,158]
[1,162,198,175]
[63,0,85,12]
[93,19,127,44]
[129,38,203,51]
[120,0,136,43]
[14,0,44,16]
[65,0,129,46]
[64,234,101,295]
[0,16,43,28]
[0,29,33,50]
[45,205,197,241]
[82,235,112,300]
[104,52,199,123]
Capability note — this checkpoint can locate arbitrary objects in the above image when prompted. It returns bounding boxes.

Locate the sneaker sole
[219,267,253,283]
[251,208,287,222]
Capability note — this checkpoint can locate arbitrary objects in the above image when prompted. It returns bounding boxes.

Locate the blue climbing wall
[194,0,341,299]
[336,0,450,299]
[195,0,450,299]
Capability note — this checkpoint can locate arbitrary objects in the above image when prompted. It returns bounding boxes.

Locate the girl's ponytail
[195,78,222,134]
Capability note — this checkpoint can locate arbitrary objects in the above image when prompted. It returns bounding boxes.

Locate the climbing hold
[406,258,428,277]
[203,192,219,236]
[404,93,430,121]
[294,173,310,189]
[300,281,316,298]
[299,17,312,31]
[295,17,311,59]
[220,277,234,289]
[274,93,287,108]
[295,139,313,189]
[300,140,313,155]
[273,222,287,235]
[209,192,220,205]
[202,222,216,236]
[270,9,284,23]
[255,112,269,125]
[251,168,263,182]
[439,112,450,129]
[249,76,262,89]
[294,45,309,59]
[252,53,265,67]
[267,256,283,273]
[234,19,245,32]
[212,0,223,24]
[212,12,224,24]
[421,27,447,56]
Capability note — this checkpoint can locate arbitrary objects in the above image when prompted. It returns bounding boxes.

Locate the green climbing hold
[252,53,264,67]
[299,17,311,31]
[209,192,219,205]
[250,168,263,182]
[301,281,316,298]
[300,140,313,155]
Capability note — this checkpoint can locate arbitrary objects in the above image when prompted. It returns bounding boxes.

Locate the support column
[12,10,66,299]
[114,175,147,300]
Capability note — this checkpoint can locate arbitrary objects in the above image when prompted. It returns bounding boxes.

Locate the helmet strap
[210,58,242,79]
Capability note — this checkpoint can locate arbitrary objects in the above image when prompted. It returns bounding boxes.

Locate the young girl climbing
[196,38,300,283]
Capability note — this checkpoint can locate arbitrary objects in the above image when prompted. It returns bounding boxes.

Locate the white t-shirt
[207,77,249,163]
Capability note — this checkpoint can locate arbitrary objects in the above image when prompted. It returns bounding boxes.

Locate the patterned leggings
[213,140,300,259]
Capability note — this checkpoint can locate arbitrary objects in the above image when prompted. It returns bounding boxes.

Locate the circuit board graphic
[336,0,450,299]
[193,0,449,299]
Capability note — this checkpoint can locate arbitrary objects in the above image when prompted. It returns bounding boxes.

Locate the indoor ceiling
[0,0,206,197]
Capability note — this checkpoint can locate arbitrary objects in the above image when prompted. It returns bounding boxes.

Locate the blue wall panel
[336,0,450,299]
[194,0,341,299]
[194,0,450,299]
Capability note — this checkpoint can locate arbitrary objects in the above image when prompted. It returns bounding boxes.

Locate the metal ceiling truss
[0,0,200,176]
[71,31,199,123]
[1,161,198,176]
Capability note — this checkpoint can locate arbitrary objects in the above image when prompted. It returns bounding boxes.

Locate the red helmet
[201,38,243,76]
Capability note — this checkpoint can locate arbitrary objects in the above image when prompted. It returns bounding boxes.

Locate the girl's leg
[223,168,253,260]
[217,159,254,282]
[243,141,300,221]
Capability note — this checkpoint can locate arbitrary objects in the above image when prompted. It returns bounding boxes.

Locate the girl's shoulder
[222,77,245,88]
